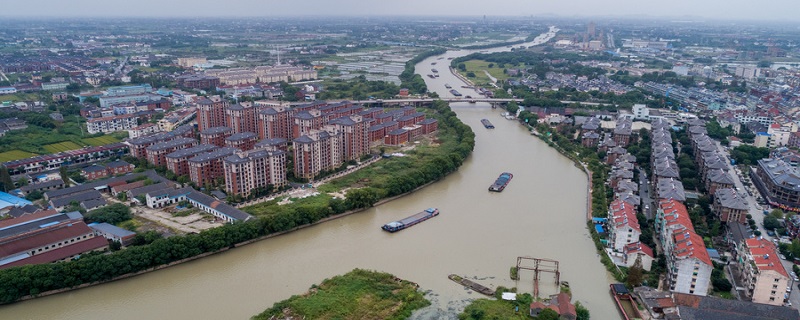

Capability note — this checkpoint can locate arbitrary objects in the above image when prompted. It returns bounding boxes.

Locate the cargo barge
[450,89,462,96]
[448,274,495,296]
[481,119,495,129]
[381,208,439,232]
[431,68,439,73]
[489,172,513,192]
[610,284,643,320]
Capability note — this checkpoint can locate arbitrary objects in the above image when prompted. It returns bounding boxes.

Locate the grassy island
[252,269,430,320]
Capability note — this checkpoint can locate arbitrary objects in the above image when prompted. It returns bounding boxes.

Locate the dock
[448,274,495,296]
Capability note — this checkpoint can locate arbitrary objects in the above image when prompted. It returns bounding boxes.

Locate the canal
[0,27,619,320]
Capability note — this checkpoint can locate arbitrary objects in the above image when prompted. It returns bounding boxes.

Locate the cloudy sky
[3,0,799,22]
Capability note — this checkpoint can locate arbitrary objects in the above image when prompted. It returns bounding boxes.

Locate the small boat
[447,57,453,60]
[434,73,439,78]
[445,84,452,89]
[431,62,437,65]
[481,119,494,128]
[431,68,438,73]
[427,74,435,79]
[381,208,439,232]
[489,172,513,192]
[448,274,495,296]
[450,89,462,97]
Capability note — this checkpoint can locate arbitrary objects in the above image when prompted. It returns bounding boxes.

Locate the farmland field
[43,141,83,153]
[83,136,121,146]
[0,150,37,162]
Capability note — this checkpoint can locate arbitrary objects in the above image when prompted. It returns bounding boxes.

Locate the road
[715,141,799,307]
[638,166,654,220]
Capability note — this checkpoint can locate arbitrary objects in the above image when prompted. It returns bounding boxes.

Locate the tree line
[0,100,475,305]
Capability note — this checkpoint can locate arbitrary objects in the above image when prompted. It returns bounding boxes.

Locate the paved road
[638,166,655,220]
[715,141,799,307]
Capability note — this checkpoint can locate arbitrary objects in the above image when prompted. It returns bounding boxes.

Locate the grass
[43,141,83,153]
[0,150,37,162]
[461,59,518,85]
[0,92,42,103]
[243,194,332,216]
[460,299,531,320]
[83,135,121,146]
[252,269,430,320]
[315,133,455,194]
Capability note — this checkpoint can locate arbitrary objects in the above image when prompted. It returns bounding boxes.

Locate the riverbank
[251,269,430,320]
[0,100,475,306]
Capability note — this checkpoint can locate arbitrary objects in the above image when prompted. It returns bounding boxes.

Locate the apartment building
[145,137,198,167]
[224,132,258,151]
[257,105,294,140]
[199,126,233,147]
[753,158,800,211]
[86,114,139,134]
[736,238,791,306]
[713,188,750,224]
[196,96,228,132]
[656,199,713,296]
[188,148,238,186]
[292,109,324,139]
[329,115,370,161]
[165,144,217,177]
[225,102,259,134]
[223,149,287,197]
[293,129,342,180]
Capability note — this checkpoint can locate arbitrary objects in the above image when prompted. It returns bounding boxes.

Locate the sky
[3,0,800,22]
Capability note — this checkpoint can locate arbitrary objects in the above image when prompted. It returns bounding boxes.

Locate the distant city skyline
[3,0,800,22]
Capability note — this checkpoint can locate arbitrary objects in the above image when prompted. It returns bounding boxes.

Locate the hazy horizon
[3,0,800,22]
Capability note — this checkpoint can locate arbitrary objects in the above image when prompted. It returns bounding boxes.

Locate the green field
[0,150,37,162]
[43,141,83,153]
[461,59,519,86]
[83,136,121,146]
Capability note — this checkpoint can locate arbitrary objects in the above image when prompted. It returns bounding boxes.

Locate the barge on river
[481,119,495,129]
[450,89,462,96]
[448,274,495,296]
[381,208,439,232]
[489,172,513,192]
[610,284,643,320]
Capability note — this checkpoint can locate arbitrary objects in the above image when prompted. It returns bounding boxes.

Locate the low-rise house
[89,222,136,246]
[186,190,252,223]
[19,179,64,196]
[49,189,104,211]
[529,292,577,320]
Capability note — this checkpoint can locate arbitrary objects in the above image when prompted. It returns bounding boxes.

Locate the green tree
[626,257,644,287]
[575,302,590,320]
[536,308,560,320]
[25,190,43,201]
[764,215,781,230]
[60,166,70,187]
[0,166,14,192]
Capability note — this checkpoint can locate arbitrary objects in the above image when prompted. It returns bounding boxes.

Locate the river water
[0,27,619,320]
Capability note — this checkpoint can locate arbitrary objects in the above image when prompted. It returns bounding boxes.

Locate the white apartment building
[86,114,138,134]
[737,238,791,306]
